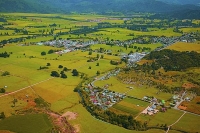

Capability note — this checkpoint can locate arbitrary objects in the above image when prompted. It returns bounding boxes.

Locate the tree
[46,63,51,66]
[48,49,54,54]
[101,55,104,59]
[63,67,68,71]
[96,71,100,75]
[89,66,92,69]
[0,88,5,93]
[88,51,92,55]
[51,71,60,77]
[12,99,18,107]
[58,65,63,68]
[72,69,79,76]
[41,51,46,56]
[61,73,67,79]
[97,54,100,59]
[96,63,99,66]
[0,112,5,119]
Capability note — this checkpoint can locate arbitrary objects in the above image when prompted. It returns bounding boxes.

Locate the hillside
[0,0,200,14]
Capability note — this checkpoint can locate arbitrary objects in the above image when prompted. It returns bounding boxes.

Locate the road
[173,91,187,110]
[0,77,54,98]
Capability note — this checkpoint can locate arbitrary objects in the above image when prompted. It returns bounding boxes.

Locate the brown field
[180,96,200,115]
[166,42,200,52]
[182,83,196,89]
[137,60,153,65]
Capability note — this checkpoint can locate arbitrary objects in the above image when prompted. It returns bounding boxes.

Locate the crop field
[167,42,200,52]
[0,114,53,133]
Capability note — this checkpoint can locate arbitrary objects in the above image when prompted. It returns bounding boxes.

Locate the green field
[111,97,149,117]
[0,114,53,133]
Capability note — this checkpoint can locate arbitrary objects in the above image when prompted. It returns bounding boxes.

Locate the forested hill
[0,0,61,13]
[144,49,200,71]
[0,0,200,14]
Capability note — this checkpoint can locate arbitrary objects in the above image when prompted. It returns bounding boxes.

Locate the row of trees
[0,51,10,58]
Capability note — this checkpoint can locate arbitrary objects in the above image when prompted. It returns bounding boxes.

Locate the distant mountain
[0,0,200,14]
[157,0,200,6]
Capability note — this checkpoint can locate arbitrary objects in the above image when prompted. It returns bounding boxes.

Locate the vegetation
[144,49,200,71]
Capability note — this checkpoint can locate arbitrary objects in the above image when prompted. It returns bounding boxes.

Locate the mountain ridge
[0,0,199,14]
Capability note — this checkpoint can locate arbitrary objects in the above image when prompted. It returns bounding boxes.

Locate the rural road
[0,77,54,98]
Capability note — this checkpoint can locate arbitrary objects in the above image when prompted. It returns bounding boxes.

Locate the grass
[166,42,200,52]
[0,114,53,133]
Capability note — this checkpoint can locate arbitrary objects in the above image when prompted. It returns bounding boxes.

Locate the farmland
[0,12,200,133]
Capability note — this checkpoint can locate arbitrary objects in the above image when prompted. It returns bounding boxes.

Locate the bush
[1,71,10,76]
